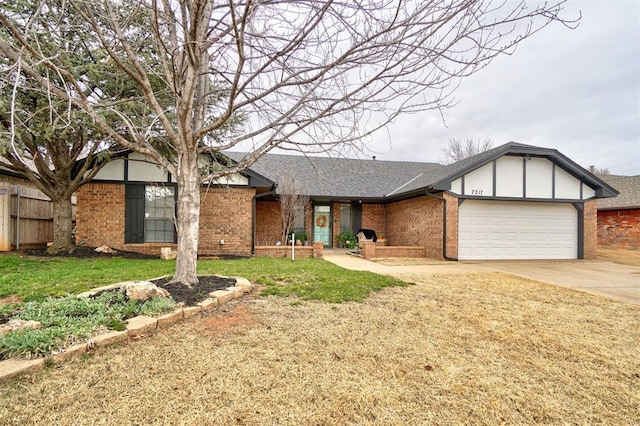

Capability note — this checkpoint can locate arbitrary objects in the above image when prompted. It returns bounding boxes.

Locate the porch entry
[313,205,331,247]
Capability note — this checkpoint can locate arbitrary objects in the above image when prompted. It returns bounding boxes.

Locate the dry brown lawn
[1,272,639,425]
[598,247,640,267]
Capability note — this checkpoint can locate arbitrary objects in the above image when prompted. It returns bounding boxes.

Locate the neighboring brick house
[596,175,640,250]
[77,142,617,260]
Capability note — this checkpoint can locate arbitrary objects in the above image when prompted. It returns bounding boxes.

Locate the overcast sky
[365,0,640,175]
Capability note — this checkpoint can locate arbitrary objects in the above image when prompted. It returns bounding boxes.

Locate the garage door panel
[504,232,518,241]
[474,216,489,226]
[459,201,577,260]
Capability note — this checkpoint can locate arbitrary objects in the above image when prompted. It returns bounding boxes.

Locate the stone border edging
[0,276,254,384]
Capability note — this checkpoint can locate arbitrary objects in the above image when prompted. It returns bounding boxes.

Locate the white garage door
[458,200,577,260]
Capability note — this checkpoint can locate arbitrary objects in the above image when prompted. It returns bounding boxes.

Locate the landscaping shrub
[0,292,176,359]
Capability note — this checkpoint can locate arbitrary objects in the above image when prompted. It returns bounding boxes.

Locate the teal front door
[313,205,331,247]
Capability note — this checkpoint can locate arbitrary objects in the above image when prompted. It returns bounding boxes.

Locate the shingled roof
[226,142,618,200]
[225,151,445,199]
[596,175,640,210]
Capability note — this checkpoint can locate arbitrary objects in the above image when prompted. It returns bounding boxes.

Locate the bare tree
[277,175,310,246]
[0,0,577,285]
[441,137,494,164]
[589,165,610,175]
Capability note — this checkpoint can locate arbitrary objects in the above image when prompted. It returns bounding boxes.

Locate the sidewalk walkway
[323,251,640,305]
[323,251,487,275]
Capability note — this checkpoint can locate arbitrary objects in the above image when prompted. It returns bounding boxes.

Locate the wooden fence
[0,183,76,251]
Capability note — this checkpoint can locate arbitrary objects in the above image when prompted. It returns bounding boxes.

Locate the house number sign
[470,189,484,195]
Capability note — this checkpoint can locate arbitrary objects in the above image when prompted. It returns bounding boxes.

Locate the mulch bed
[153,276,237,306]
[23,246,158,260]
[21,246,249,261]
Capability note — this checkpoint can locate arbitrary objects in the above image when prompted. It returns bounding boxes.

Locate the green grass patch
[0,255,175,302]
[197,257,410,303]
[1,254,409,304]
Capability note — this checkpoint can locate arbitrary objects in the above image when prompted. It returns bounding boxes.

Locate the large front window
[125,184,176,244]
[144,186,175,243]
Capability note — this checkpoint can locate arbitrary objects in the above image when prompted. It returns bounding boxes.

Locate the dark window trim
[125,183,177,244]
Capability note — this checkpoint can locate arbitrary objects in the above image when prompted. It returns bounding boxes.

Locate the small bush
[0,303,21,319]
[0,292,176,359]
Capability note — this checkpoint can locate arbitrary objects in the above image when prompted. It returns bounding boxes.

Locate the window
[340,203,351,233]
[125,184,176,244]
[292,206,305,234]
[144,186,176,243]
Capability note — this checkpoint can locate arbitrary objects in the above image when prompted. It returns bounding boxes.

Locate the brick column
[361,241,376,259]
[313,242,324,258]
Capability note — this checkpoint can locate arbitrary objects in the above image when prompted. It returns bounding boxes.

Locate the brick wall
[256,200,281,245]
[361,242,426,259]
[384,195,444,259]
[254,242,323,259]
[582,199,597,259]
[76,183,125,249]
[597,207,640,250]
[332,202,340,246]
[77,182,255,256]
[444,192,459,259]
[362,204,385,237]
[199,187,255,256]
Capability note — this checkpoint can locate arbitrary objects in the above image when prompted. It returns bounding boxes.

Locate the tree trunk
[171,156,201,286]
[47,197,75,254]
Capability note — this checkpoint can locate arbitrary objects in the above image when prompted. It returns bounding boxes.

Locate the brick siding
[385,195,444,259]
[199,187,255,256]
[597,207,640,250]
[76,183,125,249]
[362,204,385,237]
[255,200,281,245]
[443,192,459,259]
[77,182,255,256]
[331,202,340,246]
[361,242,426,259]
[254,242,323,259]
[582,199,597,259]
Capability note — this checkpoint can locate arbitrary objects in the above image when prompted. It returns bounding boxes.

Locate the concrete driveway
[324,253,640,305]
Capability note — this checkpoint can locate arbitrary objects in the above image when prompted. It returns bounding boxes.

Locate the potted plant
[294,230,308,246]
[336,231,356,249]
[342,231,356,249]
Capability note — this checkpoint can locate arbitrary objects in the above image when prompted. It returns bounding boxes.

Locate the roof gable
[427,142,618,198]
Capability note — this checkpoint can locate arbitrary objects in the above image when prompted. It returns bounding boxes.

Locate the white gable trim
[448,155,597,201]
[91,153,249,186]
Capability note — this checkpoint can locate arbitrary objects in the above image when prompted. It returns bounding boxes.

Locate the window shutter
[125,184,145,243]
